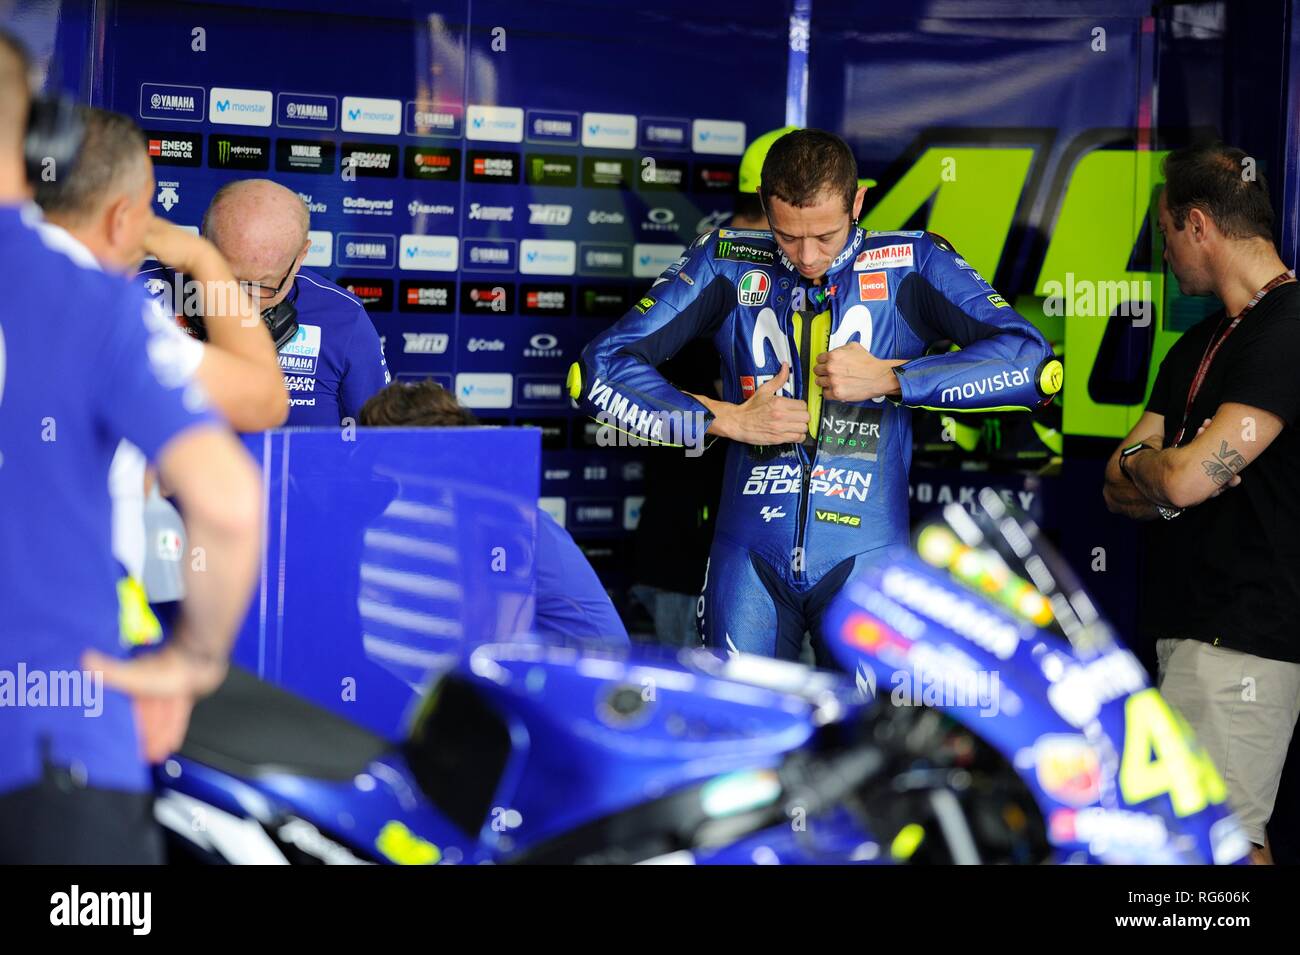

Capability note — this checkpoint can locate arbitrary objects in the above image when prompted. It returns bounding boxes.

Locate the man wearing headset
[35,107,286,629]
[143,178,390,427]
[0,30,262,863]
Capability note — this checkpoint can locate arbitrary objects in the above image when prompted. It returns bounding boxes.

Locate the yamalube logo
[737,269,770,306]
[524,333,562,358]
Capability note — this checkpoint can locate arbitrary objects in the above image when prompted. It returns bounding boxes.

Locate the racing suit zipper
[792,305,816,585]
[793,452,811,584]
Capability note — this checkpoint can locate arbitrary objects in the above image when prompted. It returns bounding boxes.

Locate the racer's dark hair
[1162,143,1274,241]
[759,129,857,213]
[359,379,479,428]
[0,29,31,149]
[34,106,147,222]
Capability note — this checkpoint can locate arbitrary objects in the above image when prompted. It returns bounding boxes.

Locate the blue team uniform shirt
[534,509,629,646]
[0,204,217,795]
[139,265,390,426]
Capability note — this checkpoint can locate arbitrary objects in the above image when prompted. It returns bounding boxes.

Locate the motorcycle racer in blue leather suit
[569,153,1061,662]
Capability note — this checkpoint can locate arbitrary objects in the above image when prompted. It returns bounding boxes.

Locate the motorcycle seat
[179,666,391,782]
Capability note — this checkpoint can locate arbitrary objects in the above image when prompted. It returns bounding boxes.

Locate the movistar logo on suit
[940,368,1031,405]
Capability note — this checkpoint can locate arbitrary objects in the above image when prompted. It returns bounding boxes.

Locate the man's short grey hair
[34,106,148,222]
[202,179,310,248]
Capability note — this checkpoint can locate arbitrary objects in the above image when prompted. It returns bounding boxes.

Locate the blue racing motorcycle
[154,497,1249,865]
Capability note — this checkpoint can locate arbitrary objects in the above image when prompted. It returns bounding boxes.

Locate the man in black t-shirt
[1103,143,1300,864]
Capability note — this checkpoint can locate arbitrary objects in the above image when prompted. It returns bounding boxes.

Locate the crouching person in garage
[0,30,262,863]
[144,178,390,426]
[359,380,630,647]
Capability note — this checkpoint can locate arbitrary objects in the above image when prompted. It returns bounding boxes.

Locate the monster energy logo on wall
[209,136,269,170]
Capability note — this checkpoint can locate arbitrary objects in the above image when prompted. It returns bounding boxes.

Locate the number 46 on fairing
[1119,688,1228,817]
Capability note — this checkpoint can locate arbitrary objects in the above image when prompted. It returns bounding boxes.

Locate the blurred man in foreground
[0,30,262,862]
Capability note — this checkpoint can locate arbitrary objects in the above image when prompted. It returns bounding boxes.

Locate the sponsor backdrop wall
[8,0,1296,624]
[84,0,789,588]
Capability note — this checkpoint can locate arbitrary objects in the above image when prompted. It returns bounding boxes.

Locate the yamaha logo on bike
[737,269,771,306]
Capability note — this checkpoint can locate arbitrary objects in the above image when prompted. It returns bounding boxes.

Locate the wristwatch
[1119,442,1183,519]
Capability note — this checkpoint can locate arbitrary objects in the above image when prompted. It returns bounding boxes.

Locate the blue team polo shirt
[138,265,390,426]
[0,204,217,795]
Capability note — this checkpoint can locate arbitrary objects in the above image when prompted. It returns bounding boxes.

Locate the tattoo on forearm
[1201,440,1248,488]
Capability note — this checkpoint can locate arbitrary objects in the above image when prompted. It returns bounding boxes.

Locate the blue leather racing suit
[569,226,1061,660]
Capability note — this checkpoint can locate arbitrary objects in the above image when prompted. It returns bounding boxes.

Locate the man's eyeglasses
[240,253,300,300]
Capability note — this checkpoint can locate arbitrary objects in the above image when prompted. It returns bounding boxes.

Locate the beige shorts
[1156,638,1300,846]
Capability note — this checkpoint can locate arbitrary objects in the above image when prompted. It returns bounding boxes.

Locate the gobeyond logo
[1,665,103,717]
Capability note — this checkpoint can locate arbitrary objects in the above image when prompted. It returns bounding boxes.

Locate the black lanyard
[1172,269,1295,446]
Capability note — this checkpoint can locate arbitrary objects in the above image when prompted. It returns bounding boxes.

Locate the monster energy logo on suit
[819,404,882,459]
[715,239,774,266]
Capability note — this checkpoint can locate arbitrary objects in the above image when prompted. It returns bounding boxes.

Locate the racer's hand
[709,363,809,446]
[814,342,906,402]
